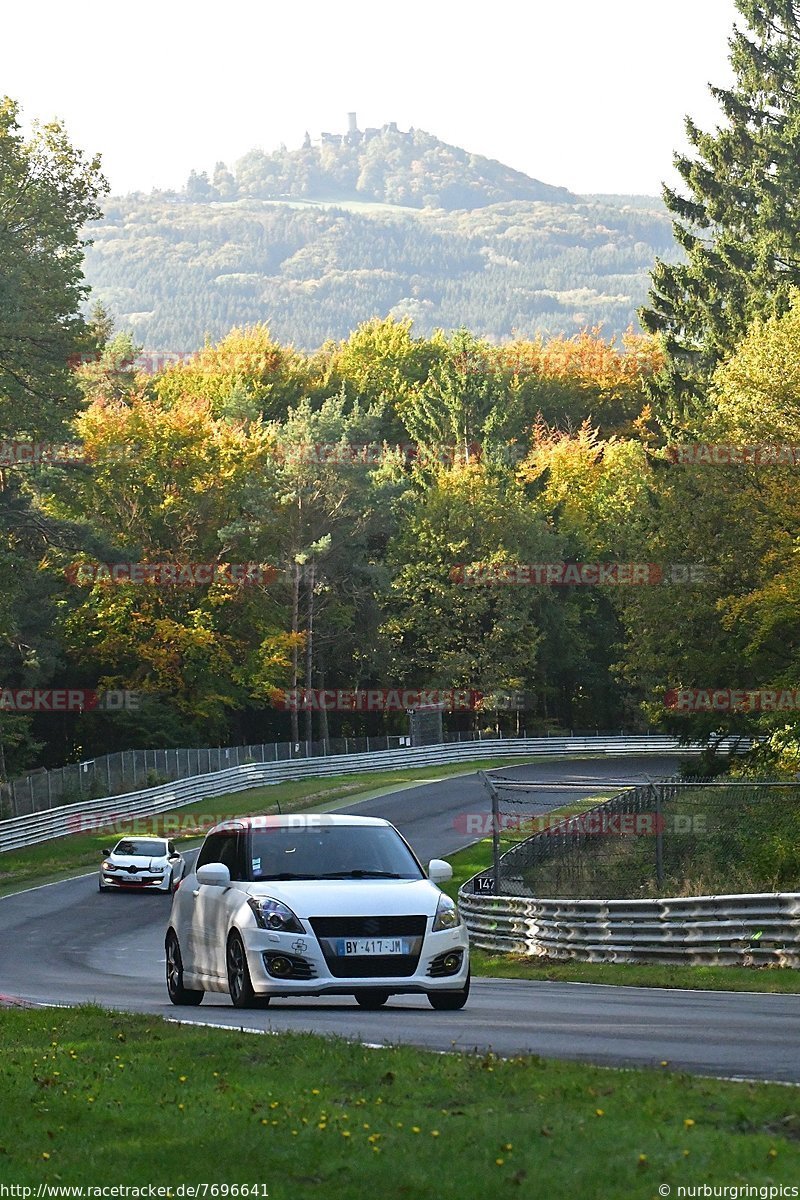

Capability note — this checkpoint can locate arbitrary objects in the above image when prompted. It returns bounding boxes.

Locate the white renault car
[165,814,470,1010]
[99,836,185,893]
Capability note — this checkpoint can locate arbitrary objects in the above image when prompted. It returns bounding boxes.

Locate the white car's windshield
[248,826,423,882]
[113,839,167,857]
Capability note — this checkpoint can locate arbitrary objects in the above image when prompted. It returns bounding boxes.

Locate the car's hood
[241,877,442,918]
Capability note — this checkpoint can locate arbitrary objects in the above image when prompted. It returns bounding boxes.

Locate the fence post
[478,771,501,895]
[653,783,664,890]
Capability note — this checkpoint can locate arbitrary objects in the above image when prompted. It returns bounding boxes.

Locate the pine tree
[640,1,800,416]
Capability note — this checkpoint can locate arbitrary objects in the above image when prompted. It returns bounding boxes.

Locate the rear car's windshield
[113,839,167,857]
[248,826,423,881]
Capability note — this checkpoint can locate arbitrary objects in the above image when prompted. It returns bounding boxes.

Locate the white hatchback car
[99,836,185,893]
[165,814,470,1010]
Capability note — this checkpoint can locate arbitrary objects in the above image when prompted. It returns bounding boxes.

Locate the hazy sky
[4,0,740,197]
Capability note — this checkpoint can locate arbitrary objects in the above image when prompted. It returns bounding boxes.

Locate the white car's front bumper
[240,920,470,996]
[99,871,172,892]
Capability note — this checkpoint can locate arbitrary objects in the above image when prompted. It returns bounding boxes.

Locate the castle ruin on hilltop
[315,114,410,148]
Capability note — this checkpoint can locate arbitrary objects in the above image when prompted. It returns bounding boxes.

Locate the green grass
[0,1006,797,1196]
[514,784,800,899]
[445,830,800,993]
[0,755,554,896]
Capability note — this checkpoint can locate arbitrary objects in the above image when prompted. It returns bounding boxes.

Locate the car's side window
[196,833,224,870]
[217,834,244,880]
[197,832,244,879]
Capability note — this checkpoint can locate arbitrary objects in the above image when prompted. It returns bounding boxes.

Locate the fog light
[443,953,460,973]
[268,956,291,976]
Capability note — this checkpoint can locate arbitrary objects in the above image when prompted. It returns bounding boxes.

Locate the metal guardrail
[0,734,716,853]
[3,727,672,818]
[458,888,800,967]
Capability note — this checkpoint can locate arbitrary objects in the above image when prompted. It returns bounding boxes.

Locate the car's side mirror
[196,863,231,888]
[428,858,453,883]
[102,848,112,856]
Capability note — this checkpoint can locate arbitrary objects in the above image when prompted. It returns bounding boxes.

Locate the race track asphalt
[2,755,798,1083]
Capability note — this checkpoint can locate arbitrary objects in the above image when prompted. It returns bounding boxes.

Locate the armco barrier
[0,735,726,854]
[458,888,800,967]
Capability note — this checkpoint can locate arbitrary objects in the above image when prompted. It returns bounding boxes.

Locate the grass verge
[0,1006,797,1196]
[445,829,800,994]
[0,755,552,897]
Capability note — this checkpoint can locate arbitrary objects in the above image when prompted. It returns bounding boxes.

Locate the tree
[0,97,107,439]
[640,1,800,416]
[263,395,402,742]
[0,98,106,776]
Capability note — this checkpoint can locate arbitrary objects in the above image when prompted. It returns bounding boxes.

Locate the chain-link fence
[0,727,650,819]
[476,774,800,899]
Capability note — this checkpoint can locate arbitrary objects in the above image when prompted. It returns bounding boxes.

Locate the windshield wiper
[254,872,319,881]
[318,870,408,879]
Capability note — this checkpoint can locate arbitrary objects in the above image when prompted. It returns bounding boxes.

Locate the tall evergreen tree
[640,1,800,417]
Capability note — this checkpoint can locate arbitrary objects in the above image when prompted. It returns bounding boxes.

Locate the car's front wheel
[227,931,270,1008]
[165,930,204,1006]
[354,989,390,1009]
[428,971,470,1011]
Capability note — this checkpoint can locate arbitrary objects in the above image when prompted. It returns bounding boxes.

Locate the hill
[187,121,578,210]
[81,121,677,351]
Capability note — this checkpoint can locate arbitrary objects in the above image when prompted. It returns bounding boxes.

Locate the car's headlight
[247,897,304,933]
[102,861,118,871]
[432,894,461,931]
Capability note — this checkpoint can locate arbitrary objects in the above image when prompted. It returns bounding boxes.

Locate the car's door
[166,840,183,881]
[187,831,231,980]
[191,830,246,983]
[204,831,249,982]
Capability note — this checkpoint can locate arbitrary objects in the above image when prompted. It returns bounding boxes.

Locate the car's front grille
[309,916,427,938]
[309,915,428,979]
[324,955,420,978]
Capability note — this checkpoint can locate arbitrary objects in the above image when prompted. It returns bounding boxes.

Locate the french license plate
[335,937,407,956]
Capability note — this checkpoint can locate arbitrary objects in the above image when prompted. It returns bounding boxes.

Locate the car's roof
[207,814,391,835]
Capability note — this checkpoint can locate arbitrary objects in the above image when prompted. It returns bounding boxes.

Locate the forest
[4,0,800,780]
[81,125,675,350]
